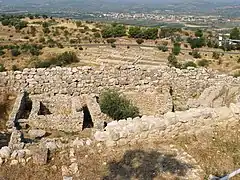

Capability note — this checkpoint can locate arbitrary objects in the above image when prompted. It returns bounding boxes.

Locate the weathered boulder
[32,147,48,165]
[188,85,240,108]
[72,138,84,147]
[94,131,108,142]
[0,146,11,159]
[63,177,73,180]
[28,129,46,139]
[0,157,3,166]
[45,141,58,152]
[10,159,18,166]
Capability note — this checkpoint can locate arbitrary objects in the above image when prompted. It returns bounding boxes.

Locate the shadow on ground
[103,150,193,180]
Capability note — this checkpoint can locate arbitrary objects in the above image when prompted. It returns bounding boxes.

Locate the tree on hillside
[230,27,240,40]
[195,29,203,37]
[172,43,181,55]
[42,22,49,28]
[168,53,180,68]
[76,21,82,28]
[128,26,142,38]
[136,38,144,45]
[102,24,126,38]
[141,28,158,40]
[188,37,206,49]
[159,27,182,38]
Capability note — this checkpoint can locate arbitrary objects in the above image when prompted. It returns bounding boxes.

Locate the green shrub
[157,45,168,52]
[35,61,52,68]
[159,27,182,38]
[212,52,220,60]
[136,38,144,45]
[188,37,206,49]
[70,39,78,44]
[34,52,78,68]
[111,43,116,48]
[56,43,64,48]
[99,89,139,120]
[195,29,203,37]
[192,50,201,58]
[168,53,181,68]
[141,27,158,40]
[197,59,210,67]
[30,47,41,56]
[53,51,79,66]
[172,43,181,55]
[0,50,5,56]
[93,32,101,38]
[128,26,142,38]
[12,65,19,71]
[92,28,98,32]
[75,21,82,28]
[43,27,50,34]
[0,64,6,72]
[42,22,49,28]
[106,38,116,44]
[237,58,240,63]
[102,24,126,38]
[183,61,197,69]
[233,71,240,78]
[11,48,21,56]
[39,37,45,43]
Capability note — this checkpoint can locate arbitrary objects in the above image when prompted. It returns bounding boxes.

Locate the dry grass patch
[174,120,240,179]
[0,153,63,180]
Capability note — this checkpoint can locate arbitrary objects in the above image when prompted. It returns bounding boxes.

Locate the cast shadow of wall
[103,150,193,180]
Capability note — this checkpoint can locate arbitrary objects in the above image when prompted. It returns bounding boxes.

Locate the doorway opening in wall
[82,105,94,130]
[19,92,32,119]
[38,102,52,115]
[169,86,175,112]
[95,96,100,104]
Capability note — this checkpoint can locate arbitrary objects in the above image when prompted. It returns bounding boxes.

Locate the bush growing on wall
[99,89,139,120]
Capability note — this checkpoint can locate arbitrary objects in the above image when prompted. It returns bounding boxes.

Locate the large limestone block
[28,129,46,139]
[94,131,109,142]
[215,107,233,121]
[32,147,48,165]
[0,146,11,159]
[164,112,178,126]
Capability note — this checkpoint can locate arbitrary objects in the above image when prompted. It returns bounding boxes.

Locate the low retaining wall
[94,103,240,146]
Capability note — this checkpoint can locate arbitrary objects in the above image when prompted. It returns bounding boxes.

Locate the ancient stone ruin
[0,65,240,178]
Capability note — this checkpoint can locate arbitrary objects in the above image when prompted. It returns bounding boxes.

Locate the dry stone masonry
[1,64,240,176]
[1,65,240,113]
[94,103,240,146]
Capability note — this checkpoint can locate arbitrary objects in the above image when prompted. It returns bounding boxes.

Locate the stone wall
[94,103,240,147]
[1,65,240,113]
[6,93,25,131]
